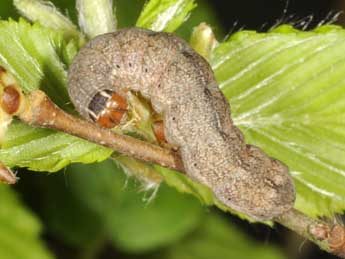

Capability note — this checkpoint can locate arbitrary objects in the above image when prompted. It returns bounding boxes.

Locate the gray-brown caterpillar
[68,27,295,220]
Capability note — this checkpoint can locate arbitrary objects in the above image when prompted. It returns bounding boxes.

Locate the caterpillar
[68,27,295,220]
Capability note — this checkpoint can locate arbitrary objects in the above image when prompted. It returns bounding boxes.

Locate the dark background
[212,0,341,31]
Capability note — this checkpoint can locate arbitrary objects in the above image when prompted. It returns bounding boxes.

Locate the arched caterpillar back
[68,28,295,220]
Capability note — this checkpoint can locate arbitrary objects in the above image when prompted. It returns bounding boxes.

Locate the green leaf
[0,185,53,259]
[64,160,204,253]
[162,214,285,259]
[0,120,112,171]
[0,18,69,107]
[0,19,112,172]
[136,0,197,32]
[211,25,345,217]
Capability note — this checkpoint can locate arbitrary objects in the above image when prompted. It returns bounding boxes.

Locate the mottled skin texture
[68,28,295,220]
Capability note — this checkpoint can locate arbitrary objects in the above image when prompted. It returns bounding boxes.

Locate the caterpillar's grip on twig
[68,27,295,220]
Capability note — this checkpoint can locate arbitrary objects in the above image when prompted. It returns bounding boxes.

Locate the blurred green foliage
[0,0,18,20]
[0,185,53,259]
[19,160,285,259]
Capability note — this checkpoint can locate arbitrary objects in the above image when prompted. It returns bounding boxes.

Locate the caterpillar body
[68,28,295,220]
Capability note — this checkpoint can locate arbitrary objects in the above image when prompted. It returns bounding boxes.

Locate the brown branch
[19,90,184,172]
[276,209,345,258]
[10,90,345,258]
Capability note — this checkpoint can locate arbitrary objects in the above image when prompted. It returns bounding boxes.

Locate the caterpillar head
[87,89,128,128]
[67,38,129,128]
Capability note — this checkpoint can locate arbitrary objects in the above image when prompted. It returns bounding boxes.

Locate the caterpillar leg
[152,120,167,145]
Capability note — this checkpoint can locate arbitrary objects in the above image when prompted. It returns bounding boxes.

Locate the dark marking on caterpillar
[68,28,295,220]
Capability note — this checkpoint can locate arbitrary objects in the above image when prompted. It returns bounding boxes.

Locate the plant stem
[19,90,184,172]
[16,90,345,259]
[276,209,345,258]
